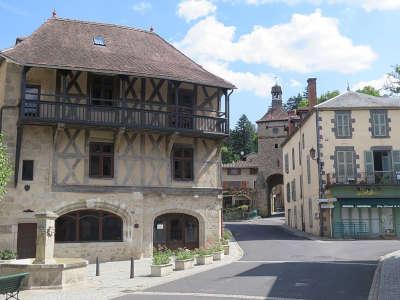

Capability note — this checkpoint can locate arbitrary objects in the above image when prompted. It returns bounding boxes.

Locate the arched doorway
[55,210,123,242]
[154,213,199,250]
[266,174,284,214]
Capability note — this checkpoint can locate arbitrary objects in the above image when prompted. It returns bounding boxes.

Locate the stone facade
[0,59,227,262]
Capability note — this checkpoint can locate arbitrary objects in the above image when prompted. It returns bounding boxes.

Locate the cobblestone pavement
[16,241,242,300]
[369,250,400,300]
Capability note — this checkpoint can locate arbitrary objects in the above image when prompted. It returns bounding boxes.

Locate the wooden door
[17,223,37,259]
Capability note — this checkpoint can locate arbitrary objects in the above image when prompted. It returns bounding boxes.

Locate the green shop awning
[338,198,400,208]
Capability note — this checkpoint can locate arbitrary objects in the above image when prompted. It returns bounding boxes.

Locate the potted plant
[0,249,16,263]
[174,248,194,271]
[195,248,214,265]
[212,243,224,261]
[151,248,173,277]
[222,230,232,255]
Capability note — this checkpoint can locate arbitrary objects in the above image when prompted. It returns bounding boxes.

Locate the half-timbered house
[0,17,234,261]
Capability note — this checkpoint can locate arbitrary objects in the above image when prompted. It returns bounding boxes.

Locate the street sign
[318,198,337,203]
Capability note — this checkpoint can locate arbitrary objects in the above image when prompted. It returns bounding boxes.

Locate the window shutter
[364,150,374,184]
[345,151,354,178]
[337,151,345,181]
[392,150,400,172]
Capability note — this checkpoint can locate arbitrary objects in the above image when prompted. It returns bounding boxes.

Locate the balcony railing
[327,171,400,186]
[20,96,228,135]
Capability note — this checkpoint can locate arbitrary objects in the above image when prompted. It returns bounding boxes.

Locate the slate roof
[0,17,235,89]
[316,91,400,109]
[257,105,289,123]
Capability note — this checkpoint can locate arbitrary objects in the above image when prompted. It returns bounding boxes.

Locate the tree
[284,93,304,111]
[385,65,400,96]
[318,90,340,103]
[356,85,380,97]
[0,134,11,200]
[222,115,257,163]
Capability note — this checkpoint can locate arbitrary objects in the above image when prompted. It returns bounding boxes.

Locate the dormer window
[93,35,105,46]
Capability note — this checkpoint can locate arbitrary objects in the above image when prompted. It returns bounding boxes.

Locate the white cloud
[353,74,393,94]
[177,0,217,22]
[175,11,377,74]
[132,1,152,13]
[290,79,301,87]
[203,61,276,97]
[246,0,400,11]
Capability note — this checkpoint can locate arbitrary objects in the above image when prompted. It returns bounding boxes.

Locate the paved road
[116,217,400,300]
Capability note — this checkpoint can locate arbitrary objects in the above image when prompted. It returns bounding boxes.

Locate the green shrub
[0,249,16,260]
[211,243,224,253]
[175,248,194,261]
[223,230,233,241]
[152,250,171,265]
[196,248,213,256]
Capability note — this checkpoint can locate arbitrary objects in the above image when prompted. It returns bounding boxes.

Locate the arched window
[55,210,122,242]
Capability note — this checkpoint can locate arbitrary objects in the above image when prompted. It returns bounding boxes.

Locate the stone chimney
[307,78,317,109]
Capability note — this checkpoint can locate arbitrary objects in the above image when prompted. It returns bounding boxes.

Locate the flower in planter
[175,248,194,261]
[152,248,172,265]
[196,248,214,256]
[211,243,224,253]
[0,249,16,260]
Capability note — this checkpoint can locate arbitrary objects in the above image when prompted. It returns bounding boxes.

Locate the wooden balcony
[20,96,228,137]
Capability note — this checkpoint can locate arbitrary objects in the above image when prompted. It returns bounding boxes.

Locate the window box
[151,263,173,277]
[174,258,194,271]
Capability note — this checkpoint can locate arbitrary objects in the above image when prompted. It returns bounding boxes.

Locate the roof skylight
[93,35,105,46]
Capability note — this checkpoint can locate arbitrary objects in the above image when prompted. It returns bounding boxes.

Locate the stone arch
[53,199,134,241]
[266,173,284,214]
[150,208,206,250]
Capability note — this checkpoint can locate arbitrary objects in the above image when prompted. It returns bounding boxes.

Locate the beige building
[283,90,400,238]
[222,154,258,208]
[0,17,235,261]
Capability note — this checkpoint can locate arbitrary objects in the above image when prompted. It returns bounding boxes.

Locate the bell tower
[271,84,283,108]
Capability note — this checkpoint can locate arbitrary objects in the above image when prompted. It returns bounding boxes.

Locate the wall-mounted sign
[318,198,337,203]
[156,223,164,230]
[321,204,334,209]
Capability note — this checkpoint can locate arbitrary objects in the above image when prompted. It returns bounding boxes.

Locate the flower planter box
[196,255,213,265]
[151,263,173,277]
[0,259,15,264]
[175,258,194,271]
[223,244,230,256]
[213,250,224,261]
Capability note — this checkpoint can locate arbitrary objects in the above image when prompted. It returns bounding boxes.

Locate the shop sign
[321,204,334,209]
[318,198,337,203]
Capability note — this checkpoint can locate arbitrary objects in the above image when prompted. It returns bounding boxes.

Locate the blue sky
[0,0,399,126]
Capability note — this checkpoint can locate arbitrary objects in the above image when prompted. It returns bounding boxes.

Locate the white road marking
[129,291,303,300]
[235,260,377,266]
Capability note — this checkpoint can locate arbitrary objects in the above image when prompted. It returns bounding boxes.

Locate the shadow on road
[226,223,307,241]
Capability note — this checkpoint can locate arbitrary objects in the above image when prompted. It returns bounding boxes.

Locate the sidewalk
[17,241,243,300]
[369,250,400,300]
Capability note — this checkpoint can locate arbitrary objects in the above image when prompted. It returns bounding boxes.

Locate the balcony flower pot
[223,244,230,256]
[151,263,173,277]
[175,258,194,271]
[213,250,224,261]
[196,254,213,265]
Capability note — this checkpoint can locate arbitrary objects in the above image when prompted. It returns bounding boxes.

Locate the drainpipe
[315,107,324,237]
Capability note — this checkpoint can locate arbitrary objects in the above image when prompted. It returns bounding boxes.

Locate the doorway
[154,213,199,250]
[17,223,37,259]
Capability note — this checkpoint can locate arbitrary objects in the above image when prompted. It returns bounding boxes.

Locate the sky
[0,0,399,126]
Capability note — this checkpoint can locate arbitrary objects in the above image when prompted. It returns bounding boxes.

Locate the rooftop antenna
[52,9,57,18]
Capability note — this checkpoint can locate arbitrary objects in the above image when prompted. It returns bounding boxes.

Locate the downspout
[315,107,323,237]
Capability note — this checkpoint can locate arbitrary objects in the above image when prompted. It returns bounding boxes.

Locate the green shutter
[364,150,374,184]
[392,150,400,172]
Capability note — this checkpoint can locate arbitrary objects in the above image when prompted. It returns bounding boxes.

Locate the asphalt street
[116,217,400,300]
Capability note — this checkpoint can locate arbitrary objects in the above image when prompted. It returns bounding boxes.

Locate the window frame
[22,160,34,181]
[89,142,114,179]
[335,111,352,138]
[286,182,291,203]
[172,145,194,181]
[335,149,356,183]
[370,110,389,138]
[227,168,242,175]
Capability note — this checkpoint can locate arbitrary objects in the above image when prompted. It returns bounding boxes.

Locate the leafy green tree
[385,65,400,96]
[318,90,340,103]
[356,85,380,97]
[0,134,11,199]
[222,115,257,163]
[284,93,304,111]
